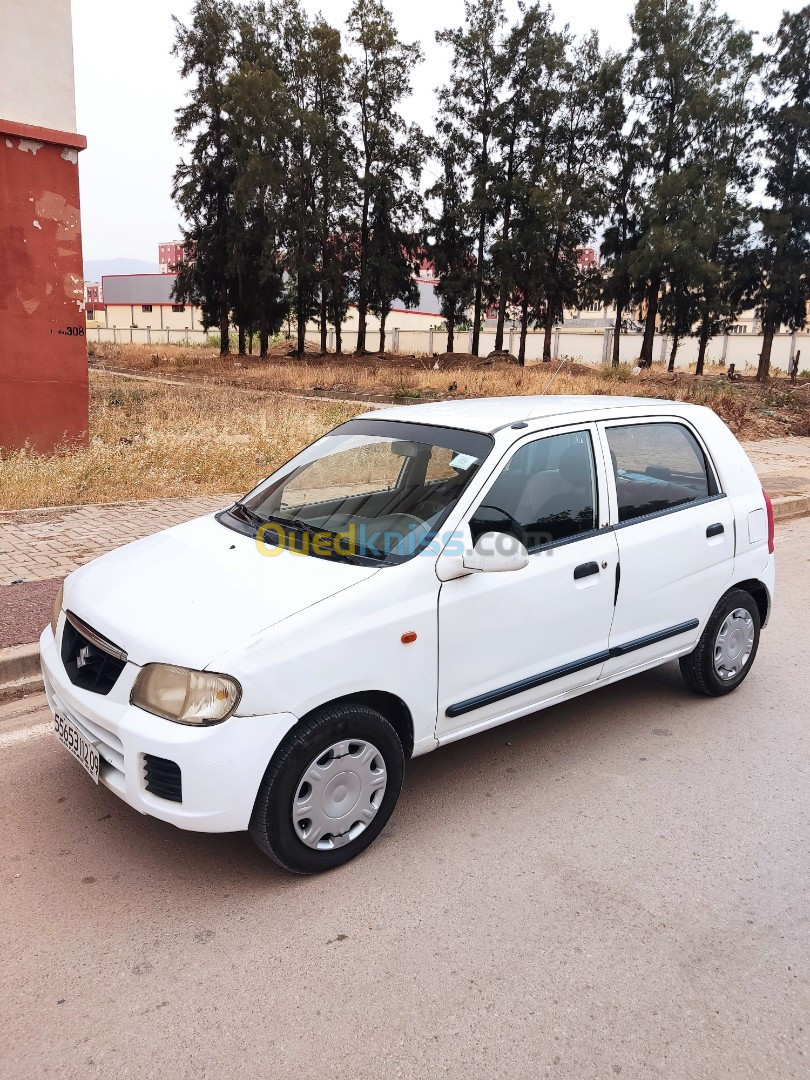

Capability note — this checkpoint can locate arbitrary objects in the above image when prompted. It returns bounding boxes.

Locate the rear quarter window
[606,422,717,523]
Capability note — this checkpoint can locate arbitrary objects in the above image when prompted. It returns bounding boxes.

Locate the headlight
[50,583,64,636]
[131,664,241,725]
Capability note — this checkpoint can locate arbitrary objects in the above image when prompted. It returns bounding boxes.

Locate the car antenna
[512,353,569,429]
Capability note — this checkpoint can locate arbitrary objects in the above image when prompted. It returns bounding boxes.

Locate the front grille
[143,754,182,803]
[61,612,127,696]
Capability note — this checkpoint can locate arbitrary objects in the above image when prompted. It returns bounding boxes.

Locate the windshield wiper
[231,502,265,528]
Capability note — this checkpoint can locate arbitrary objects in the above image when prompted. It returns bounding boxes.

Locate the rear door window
[606,423,716,523]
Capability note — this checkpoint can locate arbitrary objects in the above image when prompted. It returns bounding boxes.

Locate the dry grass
[89,341,810,440]
[0,376,362,510]
[4,342,807,511]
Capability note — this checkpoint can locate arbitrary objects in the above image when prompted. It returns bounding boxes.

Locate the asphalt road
[2,519,808,1080]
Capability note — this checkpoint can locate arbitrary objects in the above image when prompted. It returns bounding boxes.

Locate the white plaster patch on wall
[61,147,79,164]
[16,290,41,315]
[45,283,53,295]
[32,220,42,230]
[63,272,83,299]
[35,191,79,241]
[18,139,44,155]
[5,139,12,148]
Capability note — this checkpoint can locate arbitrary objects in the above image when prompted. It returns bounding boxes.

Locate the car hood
[64,514,379,669]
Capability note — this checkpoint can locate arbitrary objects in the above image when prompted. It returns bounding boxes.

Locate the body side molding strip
[445,618,700,719]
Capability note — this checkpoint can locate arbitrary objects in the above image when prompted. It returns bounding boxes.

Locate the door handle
[574,561,600,580]
[706,523,724,538]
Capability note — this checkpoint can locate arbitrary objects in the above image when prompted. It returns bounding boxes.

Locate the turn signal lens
[131,664,241,725]
[763,489,774,554]
[50,583,64,637]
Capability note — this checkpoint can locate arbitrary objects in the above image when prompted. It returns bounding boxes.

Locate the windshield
[223,418,493,566]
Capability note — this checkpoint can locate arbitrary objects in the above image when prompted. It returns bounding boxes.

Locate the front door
[436,425,619,741]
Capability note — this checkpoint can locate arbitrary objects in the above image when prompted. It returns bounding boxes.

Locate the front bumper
[40,622,297,832]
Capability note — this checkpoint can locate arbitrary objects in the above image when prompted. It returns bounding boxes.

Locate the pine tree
[491,3,564,354]
[599,53,643,365]
[309,18,356,354]
[281,0,321,357]
[426,140,476,353]
[437,0,506,357]
[628,0,737,366]
[690,22,758,375]
[347,0,422,355]
[749,5,810,381]
[366,178,421,353]
[532,31,609,361]
[226,0,291,356]
[171,0,239,355]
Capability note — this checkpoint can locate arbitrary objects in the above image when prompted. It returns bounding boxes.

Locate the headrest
[559,443,592,488]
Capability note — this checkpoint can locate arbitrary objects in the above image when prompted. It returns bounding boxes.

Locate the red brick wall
[0,126,88,452]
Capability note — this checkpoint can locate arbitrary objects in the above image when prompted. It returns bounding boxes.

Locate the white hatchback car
[41,396,775,873]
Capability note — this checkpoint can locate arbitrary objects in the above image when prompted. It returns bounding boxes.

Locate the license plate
[54,711,99,784]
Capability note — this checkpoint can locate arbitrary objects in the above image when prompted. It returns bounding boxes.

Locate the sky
[72,0,805,266]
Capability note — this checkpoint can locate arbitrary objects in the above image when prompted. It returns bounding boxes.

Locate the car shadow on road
[28,660,693,903]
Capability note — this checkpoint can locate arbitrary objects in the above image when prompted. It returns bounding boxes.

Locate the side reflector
[401,631,417,644]
[763,489,775,554]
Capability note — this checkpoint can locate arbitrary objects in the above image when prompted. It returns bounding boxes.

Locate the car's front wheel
[249,701,405,873]
[679,588,761,697]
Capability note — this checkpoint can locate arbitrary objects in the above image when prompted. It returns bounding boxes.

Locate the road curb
[772,494,810,521]
[1,496,808,705]
[0,643,42,705]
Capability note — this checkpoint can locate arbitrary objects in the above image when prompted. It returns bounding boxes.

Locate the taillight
[763,489,774,554]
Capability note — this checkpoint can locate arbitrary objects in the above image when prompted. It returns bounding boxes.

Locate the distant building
[0,0,88,452]
[96,274,202,331]
[158,241,190,274]
[578,247,598,270]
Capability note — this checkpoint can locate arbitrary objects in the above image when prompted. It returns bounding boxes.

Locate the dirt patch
[0,577,61,648]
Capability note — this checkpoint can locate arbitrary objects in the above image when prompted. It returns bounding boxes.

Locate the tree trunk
[447,315,455,354]
[612,304,622,366]
[667,332,680,373]
[335,319,342,357]
[494,146,515,353]
[238,324,246,356]
[639,275,660,367]
[259,314,269,359]
[542,307,554,362]
[248,332,253,356]
[758,321,776,382]
[219,282,229,357]
[296,292,306,357]
[356,176,371,354]
[518,294,529,366]
[320,290,328,353]
[471,210,486,357]
[379,312,386,355]
[695,320,710,376]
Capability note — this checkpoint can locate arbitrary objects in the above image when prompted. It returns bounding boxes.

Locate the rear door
[599,417,735,678]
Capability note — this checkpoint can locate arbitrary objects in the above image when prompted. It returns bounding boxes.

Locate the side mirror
[463,531,529,573]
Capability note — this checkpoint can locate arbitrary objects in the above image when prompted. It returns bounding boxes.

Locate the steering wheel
[474,504,529,548]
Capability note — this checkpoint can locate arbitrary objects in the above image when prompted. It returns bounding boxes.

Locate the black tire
[249,701,405,874]
[679,588,761,697]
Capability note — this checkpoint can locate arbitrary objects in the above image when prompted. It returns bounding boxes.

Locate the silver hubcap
[292,740,387,851]
[713,608,755,680]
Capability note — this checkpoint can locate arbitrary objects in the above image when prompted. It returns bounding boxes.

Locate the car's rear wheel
[249,701,405,873]
[679,588,761,697]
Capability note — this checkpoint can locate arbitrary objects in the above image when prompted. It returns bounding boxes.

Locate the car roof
[361,395,679,435]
